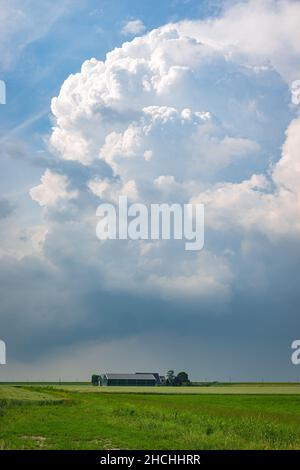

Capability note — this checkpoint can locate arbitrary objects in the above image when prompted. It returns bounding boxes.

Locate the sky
[1,0,300,382]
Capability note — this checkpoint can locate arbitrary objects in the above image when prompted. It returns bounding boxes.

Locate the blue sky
[1,0,300,381]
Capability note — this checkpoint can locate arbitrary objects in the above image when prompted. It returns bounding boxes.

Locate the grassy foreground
[1,384,300,449]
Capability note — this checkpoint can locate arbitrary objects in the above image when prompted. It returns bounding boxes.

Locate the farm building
[99,373,158,387]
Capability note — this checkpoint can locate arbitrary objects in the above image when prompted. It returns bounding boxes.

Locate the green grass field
[48,383,300,395]
[1,384,300,450]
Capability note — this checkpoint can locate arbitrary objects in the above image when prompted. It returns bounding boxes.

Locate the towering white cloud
[30,0,300,304]
[49,23,273,167]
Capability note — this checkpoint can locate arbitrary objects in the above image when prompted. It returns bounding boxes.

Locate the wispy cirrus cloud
[0,0,74,69]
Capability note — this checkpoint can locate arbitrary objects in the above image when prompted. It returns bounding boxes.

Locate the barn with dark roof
[99,373,158,386]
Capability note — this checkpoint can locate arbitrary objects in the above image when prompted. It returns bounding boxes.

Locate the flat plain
[1,383,300,450]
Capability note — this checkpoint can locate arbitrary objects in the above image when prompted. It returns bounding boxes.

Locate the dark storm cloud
[1,225,300,383]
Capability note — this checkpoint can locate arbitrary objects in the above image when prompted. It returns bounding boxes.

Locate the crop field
[1,384,300,450]
[48,383,300,395]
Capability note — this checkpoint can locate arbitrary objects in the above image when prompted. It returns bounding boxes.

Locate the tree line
[166,370,190,386]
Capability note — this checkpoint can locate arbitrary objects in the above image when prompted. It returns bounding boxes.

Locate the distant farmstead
[99,373,159,387]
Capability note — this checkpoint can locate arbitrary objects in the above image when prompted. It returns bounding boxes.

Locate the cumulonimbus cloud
[30,0,300,304]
